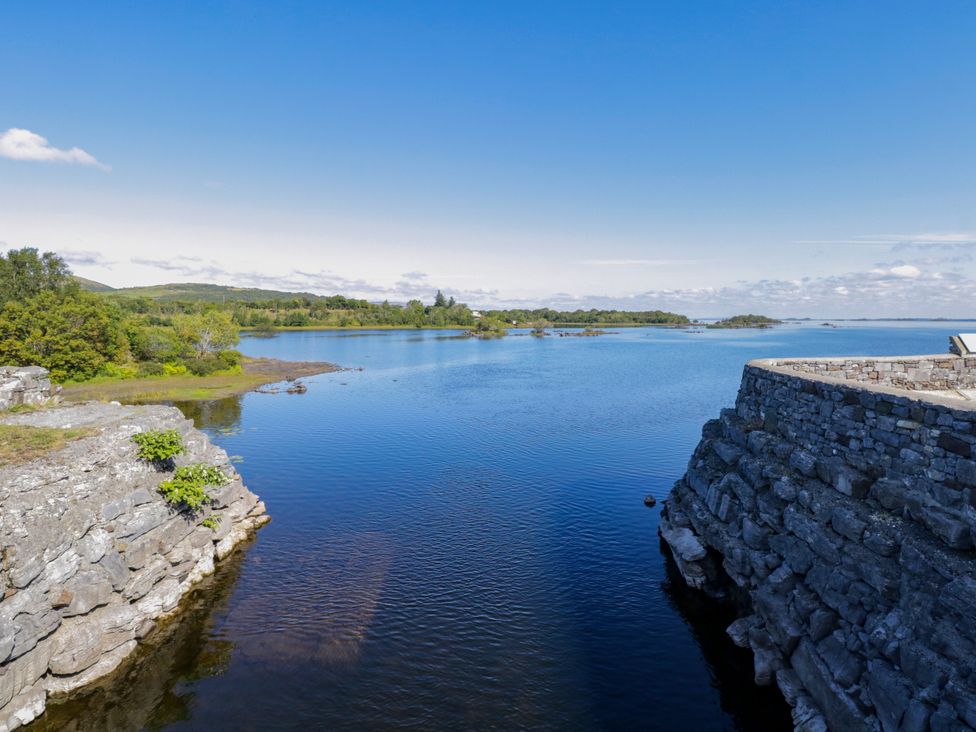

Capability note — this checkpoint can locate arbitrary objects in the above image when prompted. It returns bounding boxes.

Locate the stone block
[831,506,867,542]
[712,440,743,466]
[865,659,913,732]
[790,450,819,477]
[938,434,972,458]
[818,632,865,688]
[791,639,870,732]
[870,478,910,512]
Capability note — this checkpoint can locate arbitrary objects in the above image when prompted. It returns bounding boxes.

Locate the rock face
[0,368,60,411]
[660,355,976,732]
[0,397,269,731]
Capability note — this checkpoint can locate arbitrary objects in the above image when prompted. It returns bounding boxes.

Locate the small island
[705,314,782,329]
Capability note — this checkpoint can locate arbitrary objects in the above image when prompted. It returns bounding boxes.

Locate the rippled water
[38,322,968,731]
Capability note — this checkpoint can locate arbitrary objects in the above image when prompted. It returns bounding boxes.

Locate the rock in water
[0,395,269,729]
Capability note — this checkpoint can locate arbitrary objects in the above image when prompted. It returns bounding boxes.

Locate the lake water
[37,322,970,731]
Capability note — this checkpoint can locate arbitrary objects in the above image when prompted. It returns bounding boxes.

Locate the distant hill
[95,282,327,303]
[73,276,116,293]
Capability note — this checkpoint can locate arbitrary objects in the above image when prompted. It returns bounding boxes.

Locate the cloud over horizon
[0,128,109,170]
[112,252,976,319]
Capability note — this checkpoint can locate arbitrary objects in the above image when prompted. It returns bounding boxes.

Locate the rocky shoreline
[659,353,976,731]
[0,389,268,730]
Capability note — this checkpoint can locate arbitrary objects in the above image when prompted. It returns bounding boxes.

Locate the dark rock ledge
[660,354,976,732]
[0,395,268,730]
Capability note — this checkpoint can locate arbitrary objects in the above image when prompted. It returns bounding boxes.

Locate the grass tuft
[0,424,93,466]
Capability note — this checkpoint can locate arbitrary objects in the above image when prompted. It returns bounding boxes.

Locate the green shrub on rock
[132,429,185,463]
[158,464,228,511]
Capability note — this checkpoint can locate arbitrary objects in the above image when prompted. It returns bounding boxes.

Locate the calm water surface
[39,323,968,731]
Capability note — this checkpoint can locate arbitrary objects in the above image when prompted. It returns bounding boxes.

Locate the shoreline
[242,322,694,332]
[60,357,340,403]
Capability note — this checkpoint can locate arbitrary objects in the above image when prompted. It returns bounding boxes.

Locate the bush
[132,429,184,463]
[137,361,165,377]
[100,362,139,379]
[162,362,188,376]
[184,356,224,376]
[201,516,220,531]
[158,464,228,511]
[217,349,241,368]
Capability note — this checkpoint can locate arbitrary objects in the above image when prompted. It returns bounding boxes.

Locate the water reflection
[34,547,248,731]
[170,396,243,432]
[659,543,793,731]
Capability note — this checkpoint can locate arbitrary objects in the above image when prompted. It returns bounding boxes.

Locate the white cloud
[128,257,496,303]
[60,249,115,267]
[0,128,109,170]
[888,264,921,278]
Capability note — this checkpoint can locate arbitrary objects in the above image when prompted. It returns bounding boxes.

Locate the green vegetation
[0,424,92,466]
[706,314,782,329]
[1,247,703,391]
[101,283,477,330]
[0,248,244,383]
[485,308,689,327]
[158,464,228,512]
[468,318,508,338]
[128,428,227,518]
[132,429,185,463]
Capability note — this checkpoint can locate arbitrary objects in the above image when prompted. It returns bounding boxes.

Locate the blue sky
[1,1,975,317]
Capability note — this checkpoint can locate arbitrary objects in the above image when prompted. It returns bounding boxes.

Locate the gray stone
[712,440,743,466]
[98,550,130,590]
[818,632,864,688]
[61,568,114,617]
[790,450,819,477]
[0,395,268,725]
[791,639,870,732]
[831,506,867,541]
[660,356,976,731]
[957,459,976,487]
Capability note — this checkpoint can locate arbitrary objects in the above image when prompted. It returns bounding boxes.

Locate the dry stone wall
[772,355,976,391]
[660,357,976,732]
[0,399,268,731]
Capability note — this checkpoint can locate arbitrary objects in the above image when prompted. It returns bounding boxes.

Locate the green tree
[0,248,73,303]
[125,321,185,362]
[172,311,239,356]
[0,290,127,381]
[434,290,447,307]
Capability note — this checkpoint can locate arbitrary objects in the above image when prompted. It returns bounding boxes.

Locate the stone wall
[0,399,269,731]
[771,354,976,391]
[660,357,976,732]
[0,368,60,411]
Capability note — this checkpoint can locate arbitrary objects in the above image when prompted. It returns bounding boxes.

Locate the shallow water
[38,322,969,731]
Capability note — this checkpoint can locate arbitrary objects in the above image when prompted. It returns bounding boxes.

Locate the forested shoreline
[0,247,776,385]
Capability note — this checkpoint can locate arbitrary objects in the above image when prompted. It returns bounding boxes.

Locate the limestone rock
[0,390,268,727]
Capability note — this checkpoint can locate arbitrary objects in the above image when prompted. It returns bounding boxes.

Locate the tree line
[0,248,240,382]
[0,247,695,383]
[110,290,478,329]
[484,308,690,326]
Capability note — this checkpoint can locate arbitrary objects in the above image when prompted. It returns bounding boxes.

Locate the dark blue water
[38,323,968,731]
